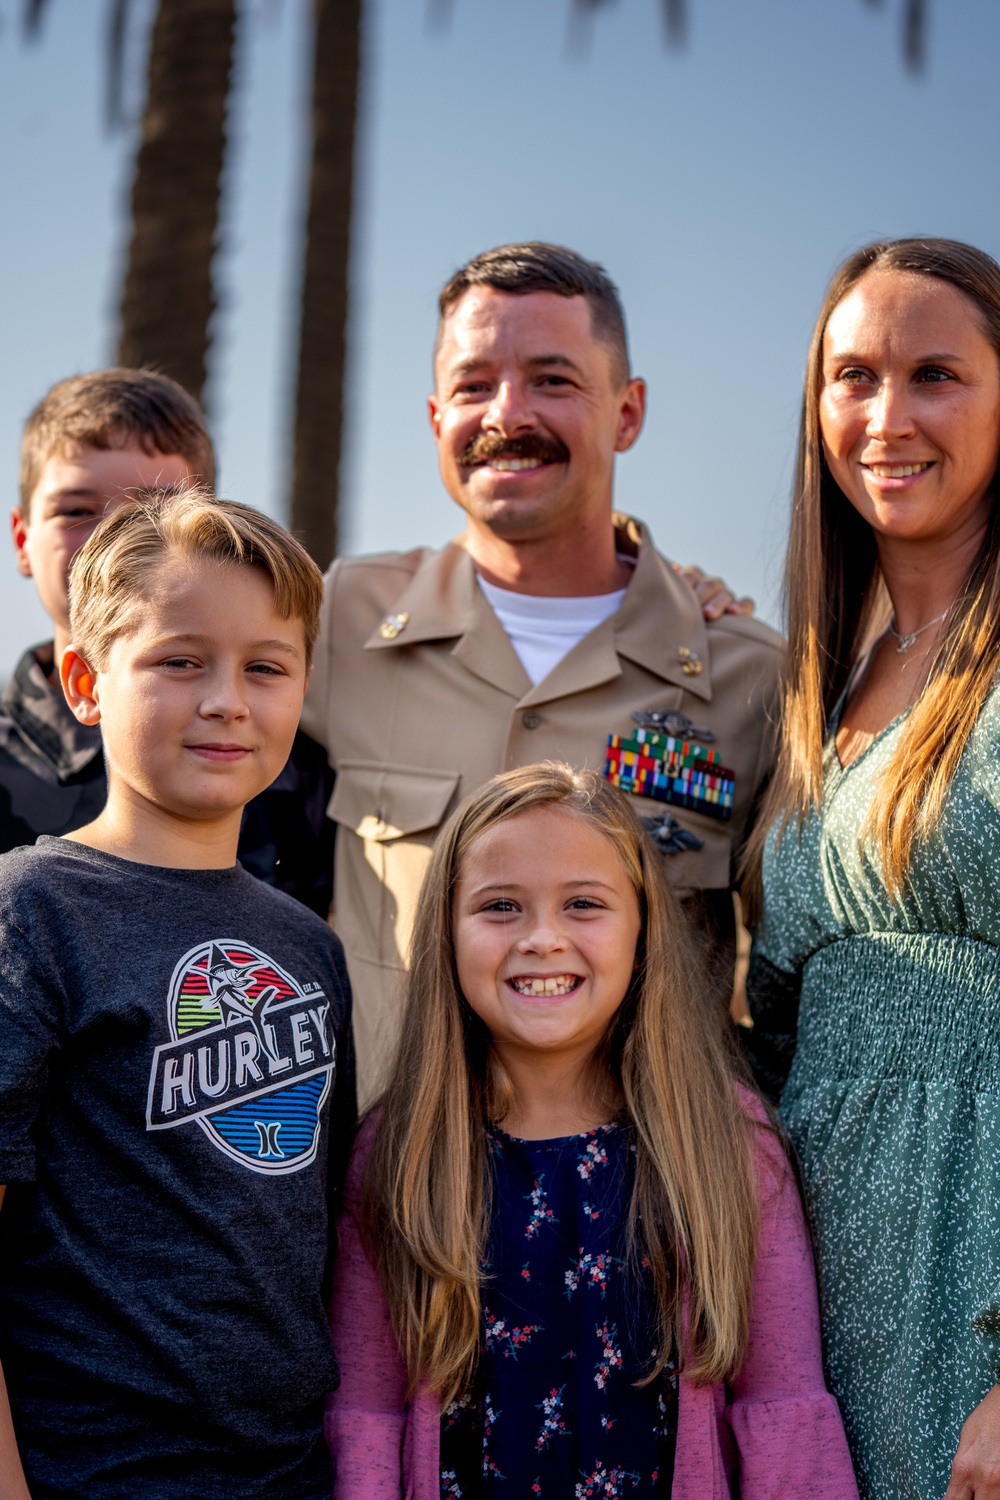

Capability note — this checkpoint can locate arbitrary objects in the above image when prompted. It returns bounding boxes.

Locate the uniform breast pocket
[327,761,461,845]
[326,761,462,970]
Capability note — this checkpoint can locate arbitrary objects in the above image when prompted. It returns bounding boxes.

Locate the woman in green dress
[744,238,1000,1500]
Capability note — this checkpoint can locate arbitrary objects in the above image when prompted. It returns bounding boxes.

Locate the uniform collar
[2,642,103,781]
[362,538,530,698]
[363,514,713,704]
[363,536,479,648]
[608,514,713,703]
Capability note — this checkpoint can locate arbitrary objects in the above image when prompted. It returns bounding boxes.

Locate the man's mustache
[459,433,570,467]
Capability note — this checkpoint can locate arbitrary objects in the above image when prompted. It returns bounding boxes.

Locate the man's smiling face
[429,287,645,546]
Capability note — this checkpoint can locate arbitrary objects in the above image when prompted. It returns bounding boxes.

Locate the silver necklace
[888,611,948,654]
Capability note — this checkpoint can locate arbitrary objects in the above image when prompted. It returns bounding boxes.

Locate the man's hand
[674,563,754,621]
[946,1384,1000,1499]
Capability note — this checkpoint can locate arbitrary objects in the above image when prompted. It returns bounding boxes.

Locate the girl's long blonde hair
[744,238,1000,911]
[363,763,761,1405]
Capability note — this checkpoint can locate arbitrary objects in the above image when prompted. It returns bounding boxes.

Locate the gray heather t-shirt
[0,838,356,1500]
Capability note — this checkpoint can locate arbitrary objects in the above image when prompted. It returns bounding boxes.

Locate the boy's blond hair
[20,368,216,516]
[68,489,324,670]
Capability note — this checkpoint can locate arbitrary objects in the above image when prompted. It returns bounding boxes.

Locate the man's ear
[61,648,101,726]
[614,377,646,455]
[11,509,33,579]
[427,394,442,442]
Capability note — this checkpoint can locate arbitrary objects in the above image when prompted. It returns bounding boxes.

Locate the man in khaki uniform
[303,243,783,1096]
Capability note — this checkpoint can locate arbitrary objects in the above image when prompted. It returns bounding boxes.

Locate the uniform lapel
[450,581,533,699]
[611,517,713,703]
[518,617,623,708]
[521,516,714,708]
[362,540,531,700]
[359,516,713,708]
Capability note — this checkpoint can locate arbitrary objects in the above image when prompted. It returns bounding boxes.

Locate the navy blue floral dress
[439,1122,678,1499]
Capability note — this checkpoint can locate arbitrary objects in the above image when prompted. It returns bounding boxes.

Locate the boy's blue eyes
[159,657,285,675]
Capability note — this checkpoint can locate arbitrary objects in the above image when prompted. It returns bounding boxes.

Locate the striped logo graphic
[145,939,334,1176]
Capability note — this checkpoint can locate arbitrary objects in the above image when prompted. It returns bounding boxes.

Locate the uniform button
[522,712,541,729]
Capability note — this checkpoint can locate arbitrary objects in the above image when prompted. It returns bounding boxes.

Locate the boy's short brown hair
[19,368,216,516]
[69,488,323,670]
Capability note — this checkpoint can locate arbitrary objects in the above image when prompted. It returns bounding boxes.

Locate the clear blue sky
[1,0,998,662]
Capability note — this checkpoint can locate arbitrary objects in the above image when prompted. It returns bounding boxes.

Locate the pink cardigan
[326,1101,859,1499]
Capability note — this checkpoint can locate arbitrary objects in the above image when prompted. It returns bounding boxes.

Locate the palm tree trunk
[903,0,927,70]
[289,0,362,569]
[117,0,237,403]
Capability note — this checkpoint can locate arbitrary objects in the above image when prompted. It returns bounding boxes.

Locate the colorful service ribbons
[604,727,735,822]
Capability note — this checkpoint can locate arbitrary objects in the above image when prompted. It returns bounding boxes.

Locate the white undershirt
[478,571,631,686]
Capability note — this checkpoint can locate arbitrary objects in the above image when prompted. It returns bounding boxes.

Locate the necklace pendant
[888,608,948,655]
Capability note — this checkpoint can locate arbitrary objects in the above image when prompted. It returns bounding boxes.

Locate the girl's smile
[507,973,582,999]
[453,804,641,1069]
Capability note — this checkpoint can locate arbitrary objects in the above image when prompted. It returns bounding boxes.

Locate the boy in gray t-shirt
[0,491,356,1500]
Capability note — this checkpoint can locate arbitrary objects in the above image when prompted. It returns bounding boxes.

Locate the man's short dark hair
[437,242,631,386]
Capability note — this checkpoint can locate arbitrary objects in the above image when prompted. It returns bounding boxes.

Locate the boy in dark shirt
[0,490,355,1499]
[5,369,212,848]
[6,369,334,914]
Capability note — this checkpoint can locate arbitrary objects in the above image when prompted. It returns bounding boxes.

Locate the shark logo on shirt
[205,945,283,1061]
[145,939,334,1176]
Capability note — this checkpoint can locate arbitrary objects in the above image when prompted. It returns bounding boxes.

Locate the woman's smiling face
[819,268,1000,545]
[453,805,641,1070]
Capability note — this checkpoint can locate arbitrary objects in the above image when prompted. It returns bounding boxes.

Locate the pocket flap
[327,761,461,843]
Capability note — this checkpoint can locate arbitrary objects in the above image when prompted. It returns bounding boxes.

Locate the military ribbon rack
[603,728,735,822]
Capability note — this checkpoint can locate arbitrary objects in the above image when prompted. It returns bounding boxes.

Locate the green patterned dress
[751,685,1000,1500]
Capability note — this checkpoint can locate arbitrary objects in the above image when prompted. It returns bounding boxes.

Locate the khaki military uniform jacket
[302,515,784,1096]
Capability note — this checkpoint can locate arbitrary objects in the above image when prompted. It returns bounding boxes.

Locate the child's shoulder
[234,873,347,962]
[734,1081,771,1126]
[240,871,330,926]
[0,841,344,962]
[734,1081,794,1199]
[221,872,352,1017]
[0,838,207,908]
[0,838,89,908]
[0,843,112,992]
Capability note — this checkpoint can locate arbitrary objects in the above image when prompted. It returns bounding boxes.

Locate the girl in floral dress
[327,764,857,1499]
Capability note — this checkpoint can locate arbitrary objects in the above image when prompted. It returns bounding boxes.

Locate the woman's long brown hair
[744,238,1000,913]
[363,764,761,1405]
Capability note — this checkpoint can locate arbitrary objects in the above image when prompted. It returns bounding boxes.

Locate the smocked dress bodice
[753,685,1000,1498]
